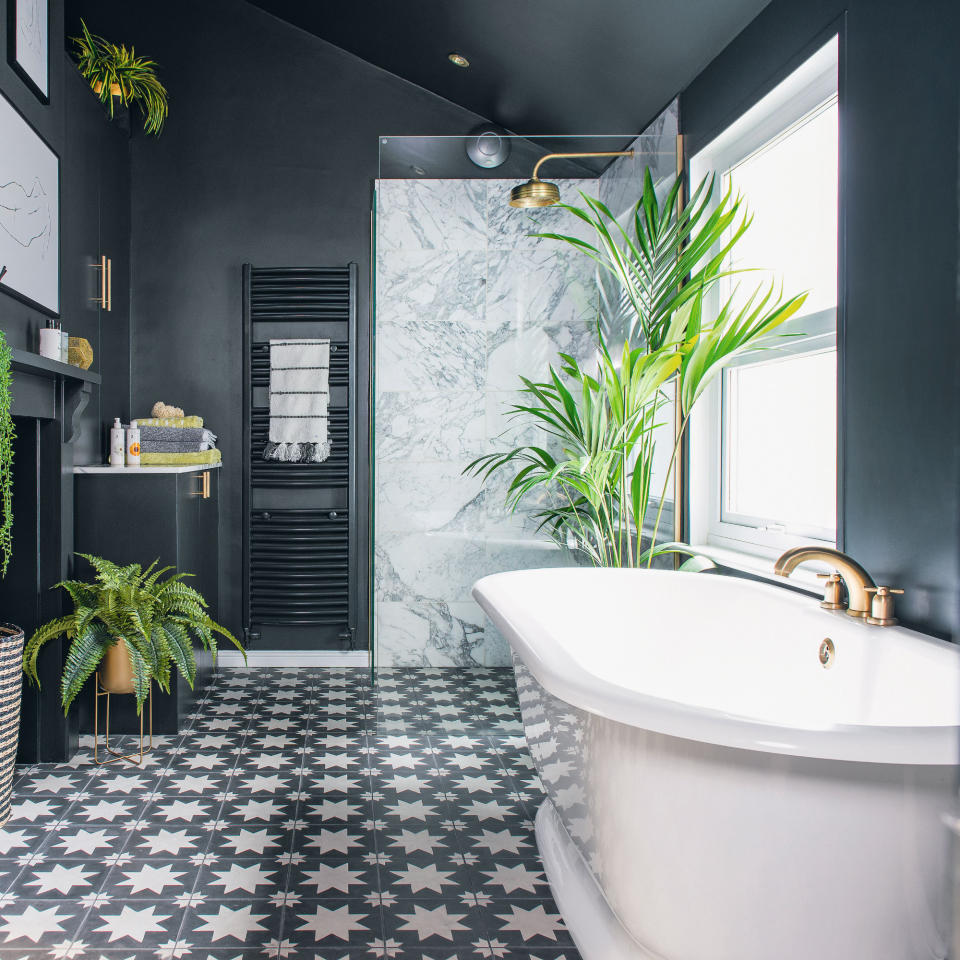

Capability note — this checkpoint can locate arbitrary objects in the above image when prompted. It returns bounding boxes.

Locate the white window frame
[689,36,839,569]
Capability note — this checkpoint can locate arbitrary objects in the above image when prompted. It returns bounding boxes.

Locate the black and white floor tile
[0,668,580,959]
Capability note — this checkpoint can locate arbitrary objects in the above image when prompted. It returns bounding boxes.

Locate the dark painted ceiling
[247,0,772,136]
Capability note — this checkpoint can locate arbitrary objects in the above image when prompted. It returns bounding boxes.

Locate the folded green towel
[136,416,204,428]
[140,450,222,465]
[139,426,205,442]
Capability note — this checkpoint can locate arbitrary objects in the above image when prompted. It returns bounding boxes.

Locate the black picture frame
[0,86,60,317]
[7,0,50,105]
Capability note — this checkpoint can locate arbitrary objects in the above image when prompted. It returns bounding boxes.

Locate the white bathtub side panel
[515,656,953,960]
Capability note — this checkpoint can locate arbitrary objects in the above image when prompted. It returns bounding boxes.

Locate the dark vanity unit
[73,464,221,733]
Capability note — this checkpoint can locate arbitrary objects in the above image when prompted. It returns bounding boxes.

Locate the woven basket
[0,625,23,827]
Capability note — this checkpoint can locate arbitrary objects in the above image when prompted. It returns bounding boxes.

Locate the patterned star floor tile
[0,668,580,958]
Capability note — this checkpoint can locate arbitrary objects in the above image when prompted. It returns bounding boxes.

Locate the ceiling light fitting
[447,52,470,68]
[508,150,635,208]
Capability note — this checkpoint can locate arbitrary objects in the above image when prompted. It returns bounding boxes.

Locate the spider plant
[466,169,807,567]
[23,555,244,714]
[71,20,168,135]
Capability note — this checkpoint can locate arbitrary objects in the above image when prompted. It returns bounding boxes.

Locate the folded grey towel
[139,426,205,442]
[140,440,211,453]
[137,426,218,444]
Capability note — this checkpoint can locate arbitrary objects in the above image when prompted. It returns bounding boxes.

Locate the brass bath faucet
[774,547,876,619]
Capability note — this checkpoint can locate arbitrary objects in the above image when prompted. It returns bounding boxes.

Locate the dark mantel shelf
[10,348,102,385]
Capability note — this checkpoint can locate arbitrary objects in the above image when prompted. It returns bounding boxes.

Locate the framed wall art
[7,0,49,104]
[0,90,60,316]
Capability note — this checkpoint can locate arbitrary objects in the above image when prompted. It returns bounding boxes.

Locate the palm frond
[469,166,806,567]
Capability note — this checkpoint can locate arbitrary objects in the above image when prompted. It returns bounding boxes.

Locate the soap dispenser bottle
[109,418,125,467]
[125,420,141,467]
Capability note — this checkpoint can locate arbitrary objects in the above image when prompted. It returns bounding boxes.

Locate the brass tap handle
[864,586,903,626]
[816,572,845,611]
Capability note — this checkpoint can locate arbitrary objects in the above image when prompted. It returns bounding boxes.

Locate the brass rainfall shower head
[508,150,635,208]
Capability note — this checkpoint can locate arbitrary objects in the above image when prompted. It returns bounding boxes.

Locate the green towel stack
[140,449,222,466]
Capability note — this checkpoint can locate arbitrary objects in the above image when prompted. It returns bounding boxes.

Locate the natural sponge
[151,401,185,418]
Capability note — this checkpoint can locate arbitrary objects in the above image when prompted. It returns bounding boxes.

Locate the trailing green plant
[0,332,14,577]
[71,20,168,135]
[23,554,245,714]
[466,170,807,567]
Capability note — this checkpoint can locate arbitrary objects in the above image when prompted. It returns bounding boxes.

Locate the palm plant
[466,169,807,567]
[23,555,244,715]
[72,20,168,135]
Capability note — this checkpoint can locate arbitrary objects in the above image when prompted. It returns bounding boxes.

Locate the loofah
[151,401,185,418]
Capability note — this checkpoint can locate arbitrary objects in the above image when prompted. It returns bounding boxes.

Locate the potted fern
[23,554,244,717]
[71,20,168,135]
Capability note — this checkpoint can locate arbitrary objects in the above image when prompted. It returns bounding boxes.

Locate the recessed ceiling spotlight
[448,52,470,68]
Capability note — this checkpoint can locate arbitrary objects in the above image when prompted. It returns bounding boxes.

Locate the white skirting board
[216,651,369,667]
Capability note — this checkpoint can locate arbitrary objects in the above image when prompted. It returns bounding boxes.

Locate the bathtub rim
[473,567,960,766]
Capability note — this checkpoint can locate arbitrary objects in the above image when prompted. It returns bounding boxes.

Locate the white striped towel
[263,338,331,463]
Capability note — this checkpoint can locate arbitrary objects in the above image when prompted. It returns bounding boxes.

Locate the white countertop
[74,463,222,475]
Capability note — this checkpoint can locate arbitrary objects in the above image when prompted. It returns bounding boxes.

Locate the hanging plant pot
[0,624,24,827]
[100,638,135,695]
[92,79,123,99]
[72,20,168,135]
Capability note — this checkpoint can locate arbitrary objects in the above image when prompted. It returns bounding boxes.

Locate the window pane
[723,102,838,316]
[723,350,836,534]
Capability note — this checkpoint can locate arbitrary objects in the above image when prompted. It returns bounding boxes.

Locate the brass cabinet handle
[192,470,211,499]
[90,255,108,307]
[106,257,112,312]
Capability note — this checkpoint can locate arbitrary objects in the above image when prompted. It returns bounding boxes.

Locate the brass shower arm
[530,150,635,181]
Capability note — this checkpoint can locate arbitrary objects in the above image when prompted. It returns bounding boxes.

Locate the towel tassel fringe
[263,441,331,463]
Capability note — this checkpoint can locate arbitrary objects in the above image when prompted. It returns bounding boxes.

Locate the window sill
[690,543,823,596]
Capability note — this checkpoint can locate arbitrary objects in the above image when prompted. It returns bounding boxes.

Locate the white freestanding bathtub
[473,567,960,960]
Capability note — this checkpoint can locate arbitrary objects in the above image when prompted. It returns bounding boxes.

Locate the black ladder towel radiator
[241,264,360,651]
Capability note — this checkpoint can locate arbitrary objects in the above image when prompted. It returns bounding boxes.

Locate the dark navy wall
[0,1,131,454]
[0,0,66,353]
[66,0,491,642]
[681,0,960,638]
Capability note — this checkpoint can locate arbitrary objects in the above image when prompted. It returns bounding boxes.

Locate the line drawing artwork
[18,0,43,60]
[12,0,48,99]
[0,178,52,256]
[0,91,59,314]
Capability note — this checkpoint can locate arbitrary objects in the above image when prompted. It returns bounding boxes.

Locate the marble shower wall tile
[376,462,483,535]
[375,319,485,394]
[376,389,484,462]
[376,179,487,253]
[375,134,669,666]
[376,250,486,325]
[376,599,489,667]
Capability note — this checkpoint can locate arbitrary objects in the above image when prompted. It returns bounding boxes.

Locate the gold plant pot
[93,80,123,98]
[100,639,135,694]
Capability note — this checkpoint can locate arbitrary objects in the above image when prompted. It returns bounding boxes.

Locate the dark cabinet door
[196,469,220,616]
[195,469,219,683]
[97,111,131,432]
[62,68,106,466]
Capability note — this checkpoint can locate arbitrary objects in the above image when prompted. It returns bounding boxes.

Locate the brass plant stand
[93,674,153,766]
